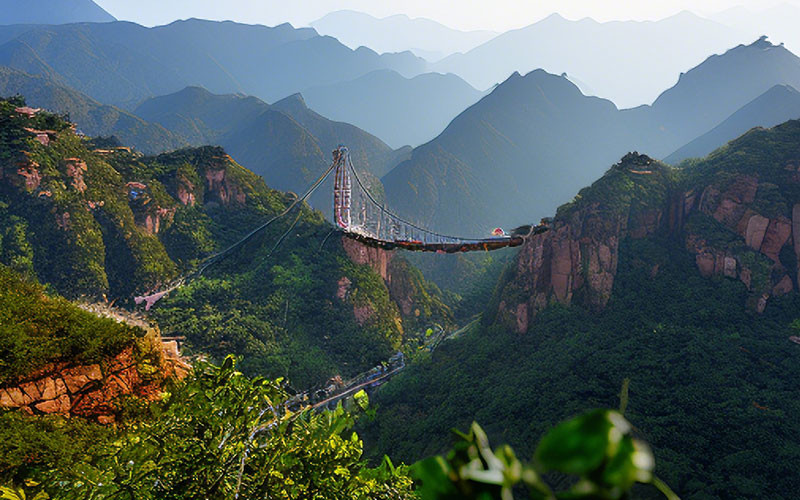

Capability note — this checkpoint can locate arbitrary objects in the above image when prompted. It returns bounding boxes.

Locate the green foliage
[413,410,674,500]
[0,265,138,384]
[3,357,415,500]
[557,153,673,220]
[0,96,450,389]
[0,411,113,485]
[0,203,34,276]
[151,229,405,387]
[364,237,800,499]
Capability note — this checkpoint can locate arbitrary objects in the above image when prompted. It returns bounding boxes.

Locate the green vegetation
[0,96,450,387]
[365,237,800,500]
[0,265,138,385]
[3,356,674,500]
[557,153,674,220]
[1,357,415,499]
[414,409,678,500]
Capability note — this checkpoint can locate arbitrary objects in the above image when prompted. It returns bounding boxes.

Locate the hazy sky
[94,0,800,31]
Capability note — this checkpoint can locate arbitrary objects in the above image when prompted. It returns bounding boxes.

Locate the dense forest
[1,264,673,499]
[4,80,800,497]
[363,123,800,499]
[0,97,450,387]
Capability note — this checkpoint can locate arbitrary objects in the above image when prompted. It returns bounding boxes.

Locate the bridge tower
[333,146,351,229]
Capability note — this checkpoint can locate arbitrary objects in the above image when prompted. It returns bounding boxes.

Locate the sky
[93,0,800,31]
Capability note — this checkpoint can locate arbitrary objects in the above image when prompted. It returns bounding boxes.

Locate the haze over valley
[2,1,800,498]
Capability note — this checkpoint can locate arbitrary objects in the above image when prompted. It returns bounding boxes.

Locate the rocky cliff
[0,328,188,424]
[341,236,452,331]
[496,122,800,332]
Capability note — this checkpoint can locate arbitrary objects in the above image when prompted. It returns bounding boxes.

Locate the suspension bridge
[135,145,547,310]
[330,145,537,253]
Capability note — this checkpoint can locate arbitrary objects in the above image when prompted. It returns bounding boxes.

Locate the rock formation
[496,149,800,333]
[0,328,189,423]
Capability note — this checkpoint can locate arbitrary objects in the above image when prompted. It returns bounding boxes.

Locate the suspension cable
[345,154,468,242]
[194,159,338,277]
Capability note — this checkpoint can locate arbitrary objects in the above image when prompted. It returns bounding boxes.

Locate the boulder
[19,380,42,401]
[745,215,770,250]
[773,275,794,296]
[0,387,31,407]
[723,257,737,279]
[696,253,715,278]
[760,218,792,262]
[36,377,58,400]
[62,364,102,393]
[34,394,71,414]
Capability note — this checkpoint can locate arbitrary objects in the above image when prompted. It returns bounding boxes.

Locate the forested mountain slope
[0,19,426,108]
[0,65,186,153]
[0,97,449,386]
[366,121,800,499]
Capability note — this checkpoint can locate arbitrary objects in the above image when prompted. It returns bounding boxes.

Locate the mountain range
[665,84,800,164]
[382,69,631,236]
[431,11,748,108]
[711,3,800,57]
[302,69,484,148]
[134,86,396,208]
[310,10,497,62]
[0,18,492,147]
[0,19,425,108]
[382,38,800,236]
[0,0,115,25]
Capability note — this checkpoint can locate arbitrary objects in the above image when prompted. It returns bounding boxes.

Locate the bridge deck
[344,231,525,252]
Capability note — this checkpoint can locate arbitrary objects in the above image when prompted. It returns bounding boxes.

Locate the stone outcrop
[340,236,451,329]
[0,331,190,423]
[342,237,392,281]
[204,155,247,206]
[65,158,88,193]
[498,204,630,332]
[686,175,795,300]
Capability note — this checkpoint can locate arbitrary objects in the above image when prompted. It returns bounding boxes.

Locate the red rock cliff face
[498,202,653,333]
[684,174,797,312]
[340,237,447,323]
[0,330,189,424]
[203,155,247,206]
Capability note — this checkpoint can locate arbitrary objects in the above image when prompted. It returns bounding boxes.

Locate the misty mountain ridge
[382,37,800,236]
[0,18,426,109]
[303,69,485,148]
[431,10,749,108]
[135,86,395,209]
[0,0,115,25]
[310,10,497,61]
[382,69,632,236]
[665,84,800,164]
[635,35,800,156]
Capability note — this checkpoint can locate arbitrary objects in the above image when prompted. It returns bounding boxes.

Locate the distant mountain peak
[273,92,308,112]
[542,12,568,22]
